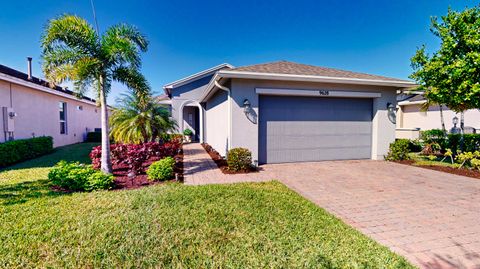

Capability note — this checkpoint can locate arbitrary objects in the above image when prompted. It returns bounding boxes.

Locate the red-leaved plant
[89,140,181,175]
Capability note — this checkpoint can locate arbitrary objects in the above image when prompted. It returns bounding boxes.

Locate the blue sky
[0,0,476,104]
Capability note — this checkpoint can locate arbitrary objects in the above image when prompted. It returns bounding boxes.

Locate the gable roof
[0,64,96,103]
[163,63,233,95]
[228,60,412,83]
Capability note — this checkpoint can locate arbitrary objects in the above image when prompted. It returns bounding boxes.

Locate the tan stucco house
[163,61,415,164]
[396,94,480,139]
[0,58,101,147]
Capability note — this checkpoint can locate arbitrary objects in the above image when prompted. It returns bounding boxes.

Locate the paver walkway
[183,143,275,185]
[183,143,480,269]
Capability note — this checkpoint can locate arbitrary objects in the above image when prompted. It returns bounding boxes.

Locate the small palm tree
[41,15,150,173]
[110,92,176,144]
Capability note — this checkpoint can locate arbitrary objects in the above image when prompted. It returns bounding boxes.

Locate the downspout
[214,80,232,151]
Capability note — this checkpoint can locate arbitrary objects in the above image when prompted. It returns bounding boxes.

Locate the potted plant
[183,128,193,143]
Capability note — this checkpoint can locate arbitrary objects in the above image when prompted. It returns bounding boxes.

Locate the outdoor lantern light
[452,116,459,127]
[386,102,396,124]
[243,99,251,114]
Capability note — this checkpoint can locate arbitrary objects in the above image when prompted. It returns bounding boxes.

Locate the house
[0,58,101,147]
[396,93,480,139]
[163,61,415,164]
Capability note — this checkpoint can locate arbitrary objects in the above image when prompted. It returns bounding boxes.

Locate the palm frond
[42,15,99,56]
[111,66,150,98]
[101,24,148,68]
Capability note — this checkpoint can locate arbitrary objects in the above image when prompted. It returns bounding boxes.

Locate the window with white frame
[59,102,67,134]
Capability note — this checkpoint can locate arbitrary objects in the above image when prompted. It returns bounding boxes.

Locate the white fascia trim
[163,63,234,91]
[256,88,381,98]
[0,73,97,106]
[218,70,417,88]
[398,100,427,106]
[199,73,221,102]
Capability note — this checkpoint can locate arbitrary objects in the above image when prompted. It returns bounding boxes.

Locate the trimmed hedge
[0,136,53,167]
[227,148,252,172]
[147,157,176,181]
[86,132,101,142]
[447,134,480,153]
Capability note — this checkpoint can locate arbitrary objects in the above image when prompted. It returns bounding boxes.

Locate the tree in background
[110,92,176,144]
[41,15,149,173]
[410,6,480,135]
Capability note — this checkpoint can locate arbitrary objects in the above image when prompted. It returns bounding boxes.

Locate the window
[59,102,67,134]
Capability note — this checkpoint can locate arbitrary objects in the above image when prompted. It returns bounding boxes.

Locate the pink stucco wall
[0,79,101,147]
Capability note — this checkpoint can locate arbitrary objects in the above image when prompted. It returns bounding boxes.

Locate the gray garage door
[259,95,372,164]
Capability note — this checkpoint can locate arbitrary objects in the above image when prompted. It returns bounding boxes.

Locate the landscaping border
[395,160,480,180]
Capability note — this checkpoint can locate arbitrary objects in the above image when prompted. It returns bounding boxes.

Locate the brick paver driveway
[267,160,480,269]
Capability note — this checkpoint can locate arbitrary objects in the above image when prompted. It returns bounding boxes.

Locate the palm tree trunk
[439,104,446,135]
[99,75,113,174]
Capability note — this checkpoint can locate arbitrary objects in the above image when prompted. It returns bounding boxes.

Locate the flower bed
[395,159,480,180]
[201,143,258,174]
[90,140,183,189]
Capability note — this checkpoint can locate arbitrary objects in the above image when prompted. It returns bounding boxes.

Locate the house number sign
[318,90,330,96]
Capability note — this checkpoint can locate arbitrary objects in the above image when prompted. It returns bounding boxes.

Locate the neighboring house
[0,58,101,147]
[163,60,414,164]
[396,94,480,139]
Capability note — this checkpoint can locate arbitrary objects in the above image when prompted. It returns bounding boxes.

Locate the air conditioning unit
[2,107,15,132]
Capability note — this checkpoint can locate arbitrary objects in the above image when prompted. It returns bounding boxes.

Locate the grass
[0,143,414,268]
[408,152,457,168]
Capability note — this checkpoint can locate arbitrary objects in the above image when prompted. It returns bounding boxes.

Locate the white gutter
[0,72,97,106]
[398,100,427,106]
[214,80,232,151]
[218,70,417,88]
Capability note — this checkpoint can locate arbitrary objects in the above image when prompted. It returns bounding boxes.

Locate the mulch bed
[201,143,259,174]
[395,160,480,180]
[113,150,184,190]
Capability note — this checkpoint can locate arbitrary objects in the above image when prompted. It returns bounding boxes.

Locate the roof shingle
[230,60,410,82]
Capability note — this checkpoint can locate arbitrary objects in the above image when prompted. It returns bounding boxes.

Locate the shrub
[447,134,480,153]
[471,158,480,171]
[183,129,193,136]
[227,148,252,172]
[147,157,176,181]
[385,139,411,161]
[0,136,53,167]
[456,151,480,168]
[48,161,114,191]
[420,129,446,143]
[86,131,101,142]
[89,141,181,174]
[85,171,115,191]
[408,139,423,152]
[421,142,441,155]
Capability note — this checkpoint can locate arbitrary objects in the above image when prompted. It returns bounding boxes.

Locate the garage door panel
[259,96,372,164]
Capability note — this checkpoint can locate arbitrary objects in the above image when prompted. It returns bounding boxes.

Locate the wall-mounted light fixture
[386,102,396,124]
[243,99,251,114]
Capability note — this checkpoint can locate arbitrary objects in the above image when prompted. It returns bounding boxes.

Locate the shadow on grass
[0,179,70,206]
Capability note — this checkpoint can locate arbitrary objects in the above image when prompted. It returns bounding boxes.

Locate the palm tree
[110,92,176,144]
[41,15,149,173]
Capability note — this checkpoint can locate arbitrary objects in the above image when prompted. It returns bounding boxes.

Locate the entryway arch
[178,100,204,143]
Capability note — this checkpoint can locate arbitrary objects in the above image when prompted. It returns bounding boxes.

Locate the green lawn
[0,143,414,268]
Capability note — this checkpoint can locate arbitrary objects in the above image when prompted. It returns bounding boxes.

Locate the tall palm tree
[41,15,149,173]
[110,92,176,144]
